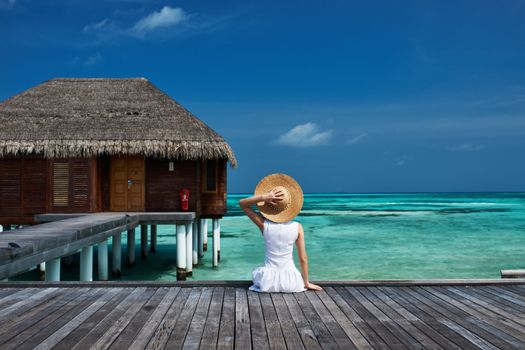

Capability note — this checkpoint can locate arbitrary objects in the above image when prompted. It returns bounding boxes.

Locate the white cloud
[447,143,485,152]
[132,6,187,36]
[395,155,412,166]
[346,132,368,145]
[276,122,333,147]
[0,0,16,8]
[84,52,102,66]
[83,19,113,33]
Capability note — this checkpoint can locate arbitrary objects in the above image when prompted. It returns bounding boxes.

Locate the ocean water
[12,193,525,281]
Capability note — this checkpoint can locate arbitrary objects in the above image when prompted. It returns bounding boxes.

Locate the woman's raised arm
[296,223,322,291]
[238,188,284,233]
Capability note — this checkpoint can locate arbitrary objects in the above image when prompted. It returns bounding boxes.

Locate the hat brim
[254,173,304,223]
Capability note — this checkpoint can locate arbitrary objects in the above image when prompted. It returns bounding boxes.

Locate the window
[53,162,69,206]
[204,159,217,192]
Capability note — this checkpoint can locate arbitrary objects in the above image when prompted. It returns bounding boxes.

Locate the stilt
[176,223,186,281]
[97,239,108,281]
[192,221,198,265]
[127,228,135,268]
[39,262,46,281]
[185,221,193,277]
[140,224,148,260]
[80,246,93,281]
[212,218,219,267]
[150,225,157,253]
[198,219,204,258]
[45,258,60,281]
[203,219,208,251]
[112,233,122,278]
[217,219,221,262]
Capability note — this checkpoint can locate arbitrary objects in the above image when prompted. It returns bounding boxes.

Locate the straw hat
[254,173,304,223]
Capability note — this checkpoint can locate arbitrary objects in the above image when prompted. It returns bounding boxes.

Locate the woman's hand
[262,188,284,205]
[305,282,323,291]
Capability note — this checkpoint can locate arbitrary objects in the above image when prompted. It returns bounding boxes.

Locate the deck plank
[0,283,521,350]
[282,292,322,350]
[8,288,106,350]
[270,293,306,350]
[163,287,202,348]
[259,293,287,350]
[217,287,235,350]
[145,287,191,350]
[183,286,213,349]
[108,287,170,350]
[247,290,270,349]
[127,287,181,350]
[234,288,252,350]
[200,287,225,350]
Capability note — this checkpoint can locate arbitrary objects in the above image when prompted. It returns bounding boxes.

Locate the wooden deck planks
[0,284,522,349]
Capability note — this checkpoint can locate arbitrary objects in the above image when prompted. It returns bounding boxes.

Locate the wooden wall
[0,157,97,225]
[145,159,198,212]
[200,159,227,218]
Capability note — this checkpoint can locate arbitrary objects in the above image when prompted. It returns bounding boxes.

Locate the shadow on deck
[0,280,524,349]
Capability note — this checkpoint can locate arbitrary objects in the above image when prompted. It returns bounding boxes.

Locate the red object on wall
[179,188,190,211]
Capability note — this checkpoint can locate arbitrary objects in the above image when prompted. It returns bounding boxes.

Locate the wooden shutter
[21,159,47,216]
[71,160,89,209]
[0,159,21,216]
[204,160,218,192]
[52,162,69,207]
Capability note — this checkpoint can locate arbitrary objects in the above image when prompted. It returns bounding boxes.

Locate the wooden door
[110,155,145,211]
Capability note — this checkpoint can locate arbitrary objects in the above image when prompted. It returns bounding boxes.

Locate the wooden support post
[127,228,135,268]
[176,224,186,280]
[112,233,122,278]
[140,224,148,260]
[98,239,108,281]
[192,221,198,265]
[217,219,221,262]
[198,219,204,258]
[212,218,219,267]
[185,221,193,277]
[39,262,46,281]
[203,219,208,251]
[80,246,93,281]
[45,258,60,282]
[150,225,157,253]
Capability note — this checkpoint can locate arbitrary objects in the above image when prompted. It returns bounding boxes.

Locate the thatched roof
[0,78,237,167]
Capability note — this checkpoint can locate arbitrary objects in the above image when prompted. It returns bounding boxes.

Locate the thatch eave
[0,139,238,167]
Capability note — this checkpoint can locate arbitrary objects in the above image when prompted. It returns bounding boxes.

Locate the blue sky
[1,0,524,193]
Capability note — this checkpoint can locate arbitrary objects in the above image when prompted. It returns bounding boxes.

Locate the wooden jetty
[0,280,524,349]
[0,213,224,281]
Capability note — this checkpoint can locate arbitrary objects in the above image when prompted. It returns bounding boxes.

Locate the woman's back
[263,219,298,268]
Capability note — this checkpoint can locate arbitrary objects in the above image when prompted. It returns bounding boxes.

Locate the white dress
[249,219,306,293]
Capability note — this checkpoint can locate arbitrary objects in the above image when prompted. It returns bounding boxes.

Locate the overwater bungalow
[0,78,237,226]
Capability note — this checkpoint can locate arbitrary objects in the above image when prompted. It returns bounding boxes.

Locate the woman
[239,173,322,292]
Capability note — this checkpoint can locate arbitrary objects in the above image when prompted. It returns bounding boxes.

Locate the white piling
[150,225,157,253]
[198,219,204,258]
[39,262,46,281]
[80,246,93,281]
[217,219,221,262]
[45,258,61,282]
[192,221,198,265]
[141,224,148,260]
[185,221,193,277]
[176,224,186,280]
[203,219,208,251]
[112,233,122,277]
[98,239,108,281]
[127,228,135,267]
[212,218,219,267]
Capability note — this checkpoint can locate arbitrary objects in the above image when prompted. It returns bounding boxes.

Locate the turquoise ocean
[14,193,525,281]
